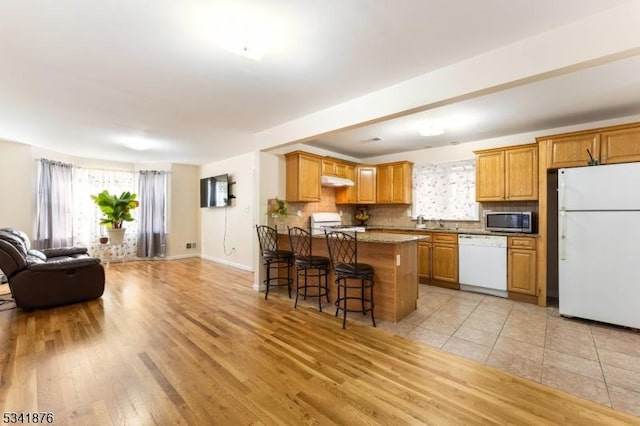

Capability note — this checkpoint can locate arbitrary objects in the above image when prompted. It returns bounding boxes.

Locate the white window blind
[412,159,478,221]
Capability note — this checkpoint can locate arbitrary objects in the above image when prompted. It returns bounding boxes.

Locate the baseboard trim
[199,255,254,272]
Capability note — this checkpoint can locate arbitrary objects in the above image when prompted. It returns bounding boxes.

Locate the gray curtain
[34,159,73,248]
[137,171,167,258]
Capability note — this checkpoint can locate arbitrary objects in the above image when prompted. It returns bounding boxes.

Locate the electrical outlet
[296,210,302,217]
[192,242,197,248]
[186,243,191,249]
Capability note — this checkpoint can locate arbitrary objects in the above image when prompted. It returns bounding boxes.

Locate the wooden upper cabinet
[545,133,600,169]
[285,151,322,202]
[476,144,538,201]
[476,150,505,201]
[321,159,336,176]
[356,165,377,204]
[600,127,640,164]
[376,161,413,204]
[335,164,357,204]
[505,145,538,200]
[334,161,349,178]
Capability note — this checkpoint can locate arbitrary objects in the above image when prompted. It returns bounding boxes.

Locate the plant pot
[106,228,126,245]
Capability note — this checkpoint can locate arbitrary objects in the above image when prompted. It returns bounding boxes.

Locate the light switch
[396,254,401,266]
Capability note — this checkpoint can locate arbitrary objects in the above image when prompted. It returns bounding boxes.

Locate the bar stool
[255,225,293,299]
[287,226,330,311]
[325,230,376,329]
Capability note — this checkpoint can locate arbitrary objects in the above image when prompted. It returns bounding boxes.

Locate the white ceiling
[0,0,636,164]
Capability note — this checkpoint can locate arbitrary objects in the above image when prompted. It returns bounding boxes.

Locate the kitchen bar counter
[278,233,419,322]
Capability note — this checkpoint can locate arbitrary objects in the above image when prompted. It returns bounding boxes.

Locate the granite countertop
[364,225,538,238]
[310,231,425,244]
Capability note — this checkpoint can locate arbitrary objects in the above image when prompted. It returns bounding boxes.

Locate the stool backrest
[288,226,312,257]
[256,225,278,255]
[324,230,358,267]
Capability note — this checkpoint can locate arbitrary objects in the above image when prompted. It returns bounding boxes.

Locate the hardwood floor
[0,258,638,425]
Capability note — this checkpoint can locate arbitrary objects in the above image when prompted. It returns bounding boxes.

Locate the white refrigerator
[558,162,640,329]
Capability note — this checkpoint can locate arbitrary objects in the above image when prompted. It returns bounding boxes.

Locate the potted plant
[90,190,139,244]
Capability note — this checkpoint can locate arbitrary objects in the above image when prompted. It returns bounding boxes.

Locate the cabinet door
[432,243,458,283]
[418,241,431,283]
[546,134,599,169]
[505,145,538,200]
[285,152,321,202]
[391,163,412,204]
[476,151,505,201]
[334,161,349,178]
[321,159,336,176]
[376,164,393,203]
[356,166,377,204]
[335,164,357,204]
[508,248,537,295]
[600,126,640,164]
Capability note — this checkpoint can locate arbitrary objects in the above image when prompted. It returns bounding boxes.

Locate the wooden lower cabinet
[431,233,458,289]
[507,236,537,301]
[418,239,432,283]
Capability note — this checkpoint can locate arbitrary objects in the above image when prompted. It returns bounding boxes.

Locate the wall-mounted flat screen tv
[200,174,229,208]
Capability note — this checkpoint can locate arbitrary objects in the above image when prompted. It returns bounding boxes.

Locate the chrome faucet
[438,219,445,228]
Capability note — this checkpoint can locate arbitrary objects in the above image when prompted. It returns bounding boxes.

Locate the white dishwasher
[458,234,508,298]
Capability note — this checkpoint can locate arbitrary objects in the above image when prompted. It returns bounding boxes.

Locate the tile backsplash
[267,189,538,232]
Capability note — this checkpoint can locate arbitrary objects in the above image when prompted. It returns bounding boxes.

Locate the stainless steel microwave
[485,211,535,233]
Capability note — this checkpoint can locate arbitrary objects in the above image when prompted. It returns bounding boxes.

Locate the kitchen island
[278,232,424,322]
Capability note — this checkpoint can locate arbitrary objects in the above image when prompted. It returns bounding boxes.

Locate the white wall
[200,151,255,271]
[168,164,200,259]
[0,139,33,233]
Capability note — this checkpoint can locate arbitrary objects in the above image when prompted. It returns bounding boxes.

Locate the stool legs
[334,275,375,329]
[263,259,292,300]
[294,265,329,312]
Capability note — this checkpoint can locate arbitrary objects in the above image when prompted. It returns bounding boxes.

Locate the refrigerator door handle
[559,210,567,260]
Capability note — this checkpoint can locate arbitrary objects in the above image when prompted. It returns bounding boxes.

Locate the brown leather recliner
[0,228,105,309]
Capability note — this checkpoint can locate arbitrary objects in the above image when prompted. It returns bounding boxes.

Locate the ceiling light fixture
[118,135,155,151]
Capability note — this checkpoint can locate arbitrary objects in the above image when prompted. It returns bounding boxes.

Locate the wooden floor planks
[0,258,638,425]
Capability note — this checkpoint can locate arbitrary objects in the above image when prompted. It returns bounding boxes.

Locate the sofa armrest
[41,247,88,258]
[28,257,101,271]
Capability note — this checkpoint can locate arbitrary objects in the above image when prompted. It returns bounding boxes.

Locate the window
[412,159,478,221]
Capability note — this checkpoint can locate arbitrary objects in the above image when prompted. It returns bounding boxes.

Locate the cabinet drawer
[508,236,536,250]
[432,233,457,245]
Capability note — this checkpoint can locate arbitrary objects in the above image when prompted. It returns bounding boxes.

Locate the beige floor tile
[468,305,510,324]
[486,350,542,382]
[478,295,514,314]
[430,309,469,324]
[453,291,486,304]
[603,364,640,393]
[608,385,640,418]
[545,333,599,361]
[453,324,499,347]
[417,315,461,336]
[500,323,546,347]
[442,337,491,364]
[397,309,433,328]
[492,336,544,364]
[541,365,610,407]
[462,314,505,334]
[441,299,478,315]
[543,348,603,380]
[406,327,451,349]
[545,323,594,347]
[599,348,640,373]
[592,327,640,358]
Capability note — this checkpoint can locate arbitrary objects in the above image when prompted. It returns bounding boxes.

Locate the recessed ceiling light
[450,141,460,146]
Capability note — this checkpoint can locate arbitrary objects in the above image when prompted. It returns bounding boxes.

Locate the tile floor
[374,284,640,418]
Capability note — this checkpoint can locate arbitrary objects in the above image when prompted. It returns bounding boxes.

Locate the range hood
[321,175,355,187]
